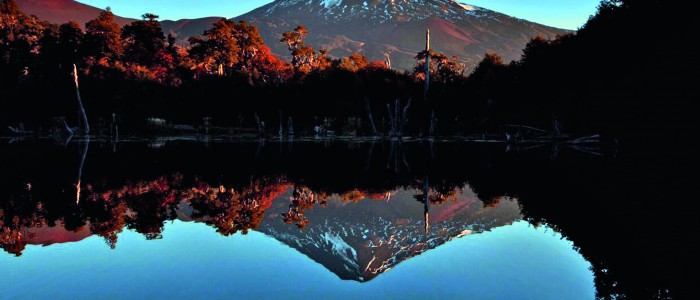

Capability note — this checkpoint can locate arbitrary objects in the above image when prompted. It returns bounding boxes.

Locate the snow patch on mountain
[457,2,476,11]
[258,0,495,24]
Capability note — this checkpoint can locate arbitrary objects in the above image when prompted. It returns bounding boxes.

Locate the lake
[0,137,696,299]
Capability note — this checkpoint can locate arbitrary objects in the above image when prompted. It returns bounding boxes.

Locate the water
[0,138,696,299]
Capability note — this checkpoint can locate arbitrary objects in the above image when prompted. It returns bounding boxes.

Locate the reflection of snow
[321,0,342,8]
[259,193,524,281]
[323,232,358,267]
[454,229,472,238]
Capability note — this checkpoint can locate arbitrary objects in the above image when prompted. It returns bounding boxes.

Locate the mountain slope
[15,0,135,26]
[160,17,224,40]
[237,0,570,70]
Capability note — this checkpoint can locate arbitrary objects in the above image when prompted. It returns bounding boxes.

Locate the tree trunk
[395,99,400,136]
[423,176,430,234]
[423,29,431,100]
[386,103,395,137]
[365,98,379,136]
[255,113,265,137]
[278,110,284,137]
[76,135,89,204]
[400,97,412,135]
[73,64,89,134]
[429,110,436,137]
[63,119,74,135]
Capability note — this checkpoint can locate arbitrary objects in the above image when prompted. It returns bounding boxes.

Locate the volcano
[236,0,570,70]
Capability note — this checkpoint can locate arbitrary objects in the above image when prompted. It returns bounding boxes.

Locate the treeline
[461,0,699,141]
[1,0,697,138]
[0,0,465,135]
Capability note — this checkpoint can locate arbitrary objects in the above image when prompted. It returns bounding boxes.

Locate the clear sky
[1,220,595,299]
[75,0,601,30]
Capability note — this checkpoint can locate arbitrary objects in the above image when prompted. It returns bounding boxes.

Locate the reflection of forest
[1,173,512,257]
[2,139,693,298]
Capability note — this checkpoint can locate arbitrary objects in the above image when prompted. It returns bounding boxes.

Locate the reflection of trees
[414,179,461,205]
[0,214,28,256]
[1,174,481,256]
[0,187,45,256]
[188,177,286,236]
[109,176,179,240]
[281,187,316,229]
[87,202,127,249]
[338,189,365,203]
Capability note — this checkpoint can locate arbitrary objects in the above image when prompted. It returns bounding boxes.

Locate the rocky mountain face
[16,0,569,71]
[236,0,569,70]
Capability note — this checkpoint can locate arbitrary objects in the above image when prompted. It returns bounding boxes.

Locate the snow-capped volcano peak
[457,2,477,11]
[263,0,490,24]
[240,0,568,70]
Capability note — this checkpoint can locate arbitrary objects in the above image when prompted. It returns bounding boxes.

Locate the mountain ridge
[236,0,568,70]
[15,0,135,25]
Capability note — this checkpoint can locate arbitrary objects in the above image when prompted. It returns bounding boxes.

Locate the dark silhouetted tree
[122,13,166,66]
[188,18,240,75]
[83,8,122,64]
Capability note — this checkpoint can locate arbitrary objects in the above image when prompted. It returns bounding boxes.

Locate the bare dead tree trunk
[278,110,284,137]
[365,139,375,171]
[423,30,432,138]
[395,99,400,132]
[402,149,411,173]
[62,119,74,135]
[111,113,119,142]
[423,176,430,234]
[76,135,89,204]
[429,110,436,137]
[387,140,395,169]
[254,113,265,137]
[394,141,399,173]
[255,137,265,158]
[400,97,412,135]
[423,29,430,101]
[73,64,89,134]
[387,103,396,137]
[365,98,379,136]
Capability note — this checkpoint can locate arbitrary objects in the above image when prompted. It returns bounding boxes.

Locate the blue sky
[75,0,601,30]
[1,220,594,299]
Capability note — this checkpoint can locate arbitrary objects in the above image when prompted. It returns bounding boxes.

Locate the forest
[1,0,697,141]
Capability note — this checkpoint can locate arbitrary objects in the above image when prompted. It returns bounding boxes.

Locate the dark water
[0,138,696,299]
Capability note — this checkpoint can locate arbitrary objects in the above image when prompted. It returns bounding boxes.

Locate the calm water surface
[0,138,696,299]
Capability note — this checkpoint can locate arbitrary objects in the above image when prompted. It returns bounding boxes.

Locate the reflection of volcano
[26,221,92,246]
[3,174,521,283]
[259,187,522,281]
